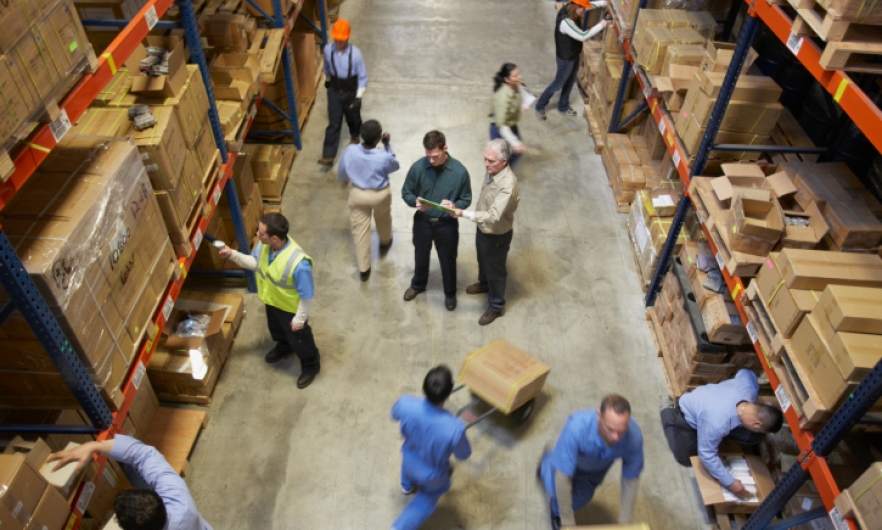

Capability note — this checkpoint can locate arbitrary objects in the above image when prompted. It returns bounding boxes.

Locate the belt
[353,184,389,191]
[416,212,454,223]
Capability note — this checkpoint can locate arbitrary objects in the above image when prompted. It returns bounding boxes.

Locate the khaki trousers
[348,186,392,272]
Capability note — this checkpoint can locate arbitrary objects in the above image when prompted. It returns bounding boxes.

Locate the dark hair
[259,212,289,240]
[114,490,167,530]
[757,404,784,433]
[600,394,631,416]
[493,63,518,92]
[566,3,584,23]
[423,365,453,405]
[361,119,382,147]
[423,130,446,151]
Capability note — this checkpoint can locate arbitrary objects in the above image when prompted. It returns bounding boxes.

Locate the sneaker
[536,109,547,121]
[560,108,578,117]
[402,485,416,495]
[403,287,424,301]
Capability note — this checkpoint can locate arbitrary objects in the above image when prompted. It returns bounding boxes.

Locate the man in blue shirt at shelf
[539,394,643,530]
[660,368,783,499]
[337,119,400,282]
[319,19,368,167]
[49,436,211,530]
[390,365,471,530]
[219,212,321,389]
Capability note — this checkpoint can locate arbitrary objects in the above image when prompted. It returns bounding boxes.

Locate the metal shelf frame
[606,0,882,527]
[0,0,328,526]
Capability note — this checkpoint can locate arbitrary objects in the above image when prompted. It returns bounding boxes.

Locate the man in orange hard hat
[319,19,368,168]
[535,0,610,120]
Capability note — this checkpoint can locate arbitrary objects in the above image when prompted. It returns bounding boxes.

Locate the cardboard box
[790,313,847,408]
[776,249,882,291]
[457,340,550,414]
[791,166,852,210]
[0,0,60,53]
[835,462,882,530]
[821,199,882,249]
[205,14,249,54]
[163,308,226,350]
[243,144,282,181]
[661,44,705,76]
[26,479,70,530]
[127,375,159,439]
[691,454,776,513]
[131,106,187,190]
[782,202,828,249]
[828,331,882,383]
[710,175,768,204]
[701,41,758,73]
[754,255,820,338]
[701,294,749,345]
[818,285,882,337]
[730,193,784,242]
[0,455,48,523]
[697,72,783,103]
[124,36,188,98]
[684,87,783,134]
[210,53,260,87]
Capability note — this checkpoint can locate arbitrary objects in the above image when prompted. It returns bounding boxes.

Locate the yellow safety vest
[255,238,313,314]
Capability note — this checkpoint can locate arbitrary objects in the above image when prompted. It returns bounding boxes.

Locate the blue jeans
[391,467,452,530]
[489,123,521,166]
[536,57,579,113]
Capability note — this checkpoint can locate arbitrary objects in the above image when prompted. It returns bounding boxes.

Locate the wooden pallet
[786,0,882,72]
[143,408,209,477]
[249,29,285,83]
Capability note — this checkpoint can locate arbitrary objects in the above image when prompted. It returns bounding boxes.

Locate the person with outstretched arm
[49,436,212,530]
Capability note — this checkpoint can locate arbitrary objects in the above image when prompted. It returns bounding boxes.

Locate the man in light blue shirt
[390,366,471,530]
[539,395,643,530]
[319,19,369,166]
[338,119,399,281]
[49,435,212,530]
[660,369,783,499]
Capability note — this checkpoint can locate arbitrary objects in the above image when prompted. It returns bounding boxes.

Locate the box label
[715,252,725,270]
[50,110,72,143]
[672,150,681,168]
[775,384,792,413]
[162,296,174,321]
[213,185,222,206]
[643,85,650,99]
[659,119,667,135]
[786,33,803,55]
[145,6,158,30]
[828,507,848,530]
[76,481,96,514]
[746,321,757,344]
[193,228,203,251]
[133,362,146,390]
[695,209,702,224]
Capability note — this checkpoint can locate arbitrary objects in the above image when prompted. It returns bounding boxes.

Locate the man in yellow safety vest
[219,213,321,388]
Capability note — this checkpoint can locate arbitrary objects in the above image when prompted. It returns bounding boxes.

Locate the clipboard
[418,198,455,213]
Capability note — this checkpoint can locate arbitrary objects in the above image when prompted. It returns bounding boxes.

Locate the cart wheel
[513,399,535,424]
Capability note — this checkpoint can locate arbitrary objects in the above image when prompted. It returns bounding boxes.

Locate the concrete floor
[186,1,714,528]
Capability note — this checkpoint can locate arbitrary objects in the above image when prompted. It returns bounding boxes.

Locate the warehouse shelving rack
[0,0,326,527]
[606,0,882,528]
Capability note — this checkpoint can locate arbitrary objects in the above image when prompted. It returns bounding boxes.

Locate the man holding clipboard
[401,130,472,311]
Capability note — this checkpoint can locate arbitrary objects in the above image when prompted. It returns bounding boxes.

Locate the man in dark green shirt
[401,130,472,311]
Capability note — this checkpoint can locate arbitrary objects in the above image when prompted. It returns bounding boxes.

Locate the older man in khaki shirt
[445,139,520,325]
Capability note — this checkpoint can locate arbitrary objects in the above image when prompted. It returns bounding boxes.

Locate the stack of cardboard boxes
[147,291,244,404]
[0,139,177,411]
[242,144,296,203]
[0,0,91,144]
[626,185,688,287]
[630,10,712,76]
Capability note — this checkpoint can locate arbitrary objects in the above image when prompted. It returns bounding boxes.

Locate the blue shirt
[337,144,400,189]
[109,435,212,530]
[391,395,471,483]
[252,240,315,300]
[542,409,643,492]
[679,369,759,487]
[323,43,368,89]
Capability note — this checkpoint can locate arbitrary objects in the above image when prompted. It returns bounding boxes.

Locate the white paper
[635,217,650,252]
[652,195,675,208]
[521,90,537,109]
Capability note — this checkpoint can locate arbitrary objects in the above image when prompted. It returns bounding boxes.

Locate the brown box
[685,87,783,134]
[127,373,159,439]
[457,340,550,414]
[231,151,255,205]
[210,53,260,87]
[821,200,882,249]
[790,313,846,408]
[131,106,187,190]
[791,167,851,210]
[205,14,249,54]
[701,41,758,74]
[0,0,60,53]
[701,294,748,345]
[754,255,820,338]
[698,72,783,103]
[124,36,188,99]
[835,463,882,530]
[819,285,882,335]
[243,144,282,181]
[730,193,784,242]
[782,203,828,249]
[0,455,48,525]
[163,308,226,350]
[776,249,882,291]
[828,331,882,383]
[691,454,776,513]
[26,482,70,530]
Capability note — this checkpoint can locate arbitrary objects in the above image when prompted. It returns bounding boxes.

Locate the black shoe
[536,109,547,121]
[445,297,457,311]
[265,348,292,363]
[360,268,370,282]
[550,501,561,530]
[404,287,424,301]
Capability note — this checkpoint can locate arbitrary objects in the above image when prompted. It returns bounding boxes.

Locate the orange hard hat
[331,19,351,41]
[571,0,592,7]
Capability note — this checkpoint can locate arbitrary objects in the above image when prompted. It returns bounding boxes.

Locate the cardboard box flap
[763,172,797,198]
[164,308,227,349]
[712,176,769,202]
[721,163,765,179]
[691,454,775,513]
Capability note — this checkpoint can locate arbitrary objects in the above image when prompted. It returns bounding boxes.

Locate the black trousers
[660,405,764,467]
[411,214,459,299]
[476,229,513,312]
[322,89,362,159]
[265,304,321,375]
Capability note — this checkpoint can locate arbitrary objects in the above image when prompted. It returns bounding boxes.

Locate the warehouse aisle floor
[186,1,712,528]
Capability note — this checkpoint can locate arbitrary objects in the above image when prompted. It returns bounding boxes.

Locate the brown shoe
[318,157,333,166]
[265,347,293,363]
[466,283,487,295]
[403,287,424,301]
[479,309,502,326]
[297,373,317,389]
[350,136,360,144]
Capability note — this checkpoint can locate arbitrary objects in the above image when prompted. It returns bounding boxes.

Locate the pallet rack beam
[1,0,175,211]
